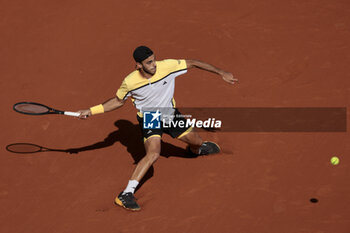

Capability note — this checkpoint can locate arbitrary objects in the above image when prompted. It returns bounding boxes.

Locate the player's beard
[142,66,156,76]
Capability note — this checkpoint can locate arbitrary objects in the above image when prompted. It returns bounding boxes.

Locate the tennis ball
[330,156,339,165]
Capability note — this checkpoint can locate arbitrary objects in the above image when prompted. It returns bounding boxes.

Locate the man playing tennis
[78,46,237,211]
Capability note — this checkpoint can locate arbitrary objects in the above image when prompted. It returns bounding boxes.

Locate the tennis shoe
[115,192,141,211]
[199,141,221,155]
[187,141,221,156]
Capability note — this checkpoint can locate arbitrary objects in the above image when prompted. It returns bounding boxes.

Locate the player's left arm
[185,59,238,84]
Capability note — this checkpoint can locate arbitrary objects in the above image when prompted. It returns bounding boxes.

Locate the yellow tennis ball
[330,156,339,165]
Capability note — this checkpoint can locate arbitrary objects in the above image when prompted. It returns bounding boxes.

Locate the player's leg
[131,136,161,181]
[115,136,161,211]
[177,130,202,154]
[167,109,221,155]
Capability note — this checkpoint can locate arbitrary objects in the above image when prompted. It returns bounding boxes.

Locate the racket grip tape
[64,111,81,117]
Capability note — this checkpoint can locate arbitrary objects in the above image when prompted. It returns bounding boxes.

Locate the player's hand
[221,72,238,84]
[77,109,91,119]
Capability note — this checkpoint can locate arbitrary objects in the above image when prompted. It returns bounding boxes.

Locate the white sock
[123,180,139,194]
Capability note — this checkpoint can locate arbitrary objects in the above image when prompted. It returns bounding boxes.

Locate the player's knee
[180,132,203,146]
[147,152,160,164]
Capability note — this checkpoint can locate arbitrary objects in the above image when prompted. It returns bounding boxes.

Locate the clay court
[1,0,349,232]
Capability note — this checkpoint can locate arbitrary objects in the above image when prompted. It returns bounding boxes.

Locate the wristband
[90,104,104,115]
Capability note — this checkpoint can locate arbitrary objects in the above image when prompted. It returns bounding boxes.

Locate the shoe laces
[123,192,137,201]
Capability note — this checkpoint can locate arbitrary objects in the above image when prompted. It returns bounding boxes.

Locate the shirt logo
[143,110,161,129]
[163,81,167,85]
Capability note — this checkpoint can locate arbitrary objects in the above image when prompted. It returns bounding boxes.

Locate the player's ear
[136,62,142,69]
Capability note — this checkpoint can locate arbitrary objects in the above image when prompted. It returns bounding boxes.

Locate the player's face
[141,54,157,75]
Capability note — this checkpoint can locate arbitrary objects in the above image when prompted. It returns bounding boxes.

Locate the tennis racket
[13,102,80,117]
[6,143,67,154]
[6,143,53,153]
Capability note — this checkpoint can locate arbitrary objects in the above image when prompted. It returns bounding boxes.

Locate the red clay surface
[1,0,349,232]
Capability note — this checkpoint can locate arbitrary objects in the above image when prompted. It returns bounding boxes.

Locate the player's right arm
[77,96,125,119]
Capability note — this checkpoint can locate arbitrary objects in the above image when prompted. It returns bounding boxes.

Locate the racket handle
[64,111,81,117]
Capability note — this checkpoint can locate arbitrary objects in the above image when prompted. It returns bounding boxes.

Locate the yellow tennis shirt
[116,59,187,114]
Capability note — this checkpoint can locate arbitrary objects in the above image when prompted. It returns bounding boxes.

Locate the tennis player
[78,46,237,211]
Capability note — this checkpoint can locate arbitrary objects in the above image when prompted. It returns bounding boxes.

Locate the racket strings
[14,103,49,114]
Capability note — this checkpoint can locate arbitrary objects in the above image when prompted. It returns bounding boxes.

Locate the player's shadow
[66,120,198,190]
[6,119,198,191]
[66,119,196,160]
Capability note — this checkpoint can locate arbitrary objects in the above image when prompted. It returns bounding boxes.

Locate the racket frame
[13,102,80,117]
[6,143,47,153]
